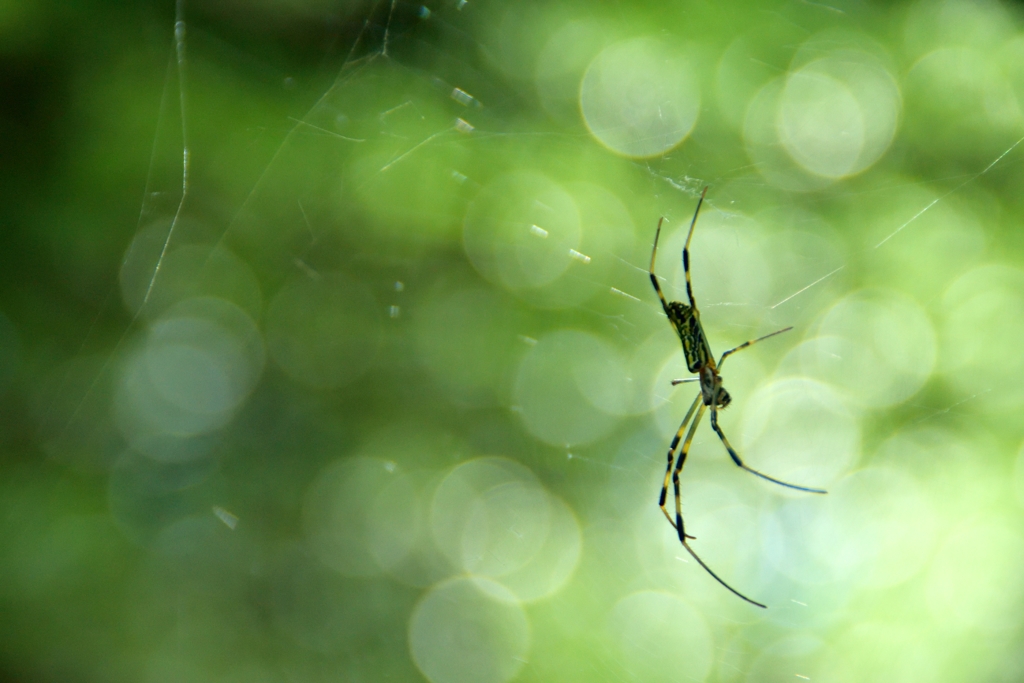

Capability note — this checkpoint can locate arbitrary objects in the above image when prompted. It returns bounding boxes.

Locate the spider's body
[648,187,825,608]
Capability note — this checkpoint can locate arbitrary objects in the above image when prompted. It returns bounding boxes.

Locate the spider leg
[671,403,767,608]
[671,403,706,541]
[681,186,709,310]
[659,393,702,538]
[709,408,827,494]
[717,326,793,370]
[649,217,671,314]
[679,538,766,608]
[670,377,699,386]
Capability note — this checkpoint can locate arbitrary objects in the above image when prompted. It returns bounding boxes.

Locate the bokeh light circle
[904,45,1021,157]
[609,591,713,683]
[409,577,529,683]
[463,172,581,293]
[745,48,900,188]
[366,469,429,580]
[303,457,398,578]
[778,53,900,179]
[810,466,938,588]
[580,37,700,158]
[940,265,1024,411]
[114,297,265,461]
[745,78,832,191]
[875,425,1002,525]
[795,289,936,409]
[741,377,857,488]
[513,329,627,446]
[779,71,864,178]
[494,492,581,602]
[430,457,581,601]
[119,225,262,321]
[265,271,381,390]
[431,457,541,569]
[462,480,552,577]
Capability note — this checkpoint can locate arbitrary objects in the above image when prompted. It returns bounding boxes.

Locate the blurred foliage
[4,0,1024,682]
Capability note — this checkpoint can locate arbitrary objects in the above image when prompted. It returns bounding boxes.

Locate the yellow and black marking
[665,301,712,374]
[647,187,825,609]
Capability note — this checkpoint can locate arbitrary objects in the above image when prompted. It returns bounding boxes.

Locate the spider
[649,187,826,608]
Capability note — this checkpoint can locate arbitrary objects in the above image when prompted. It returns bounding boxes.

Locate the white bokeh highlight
[430,457,581,602]
[580,38,700,158]
[810,466,939,588]
[114,296,265,461]
[940,265,1024,411]
[741,378,858,488]
[744,43,901,189]
[463,172,581,293]
[409,578,529,683]
[302,457,397,578]
[513,329,627,446]
[119,225,262,321]
[778,52,900,179]
[786,289,935,409]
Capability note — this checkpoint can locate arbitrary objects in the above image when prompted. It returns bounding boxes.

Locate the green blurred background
[4,0,1024,681]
